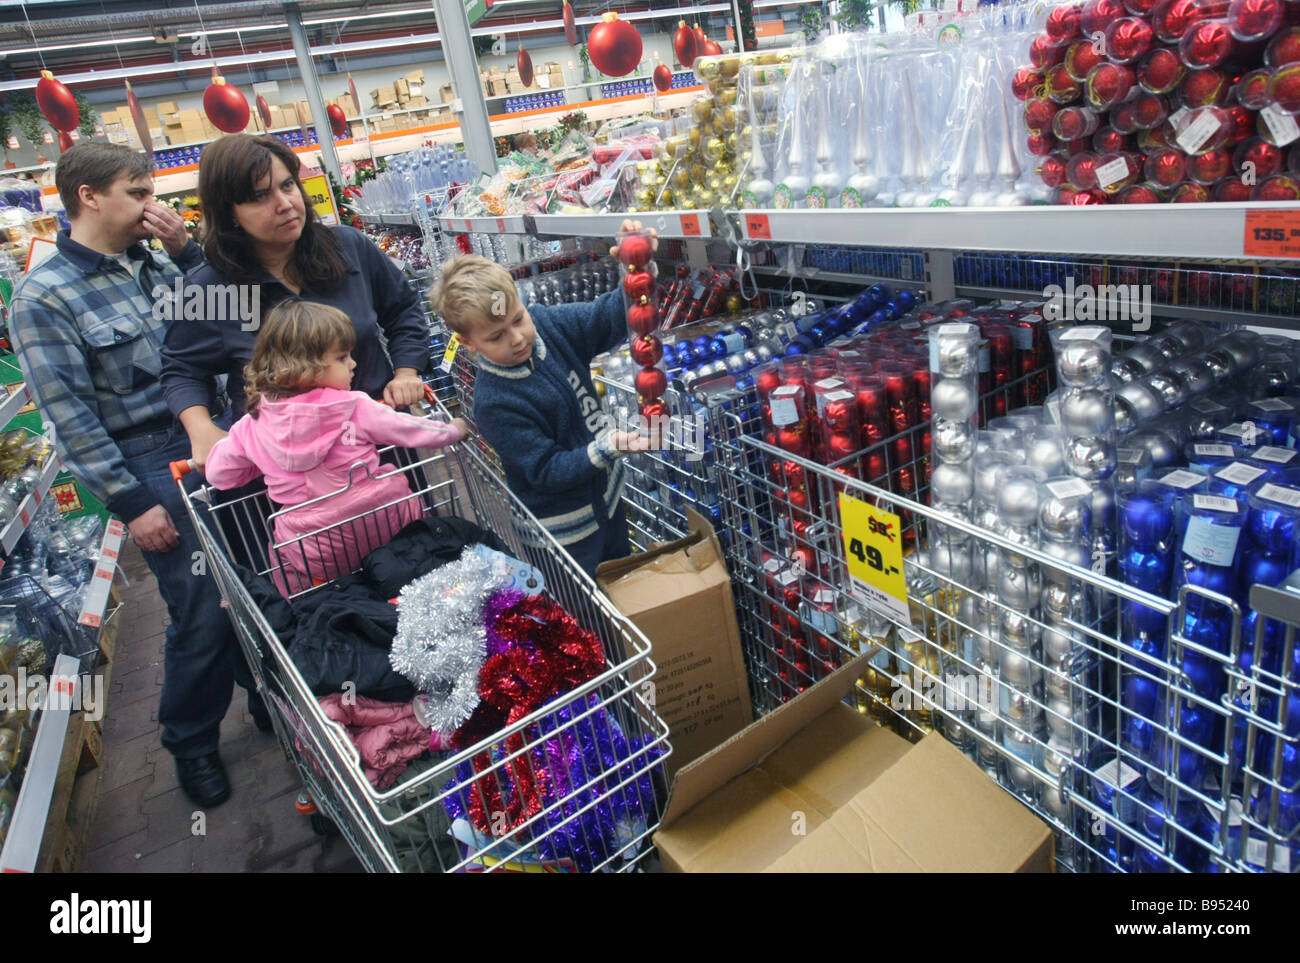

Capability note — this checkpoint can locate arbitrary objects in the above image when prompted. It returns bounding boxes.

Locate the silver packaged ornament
[1064,434,1117,480]
[931,462,975,507]
[1057,339,1111,387]
[931,378,977,421]
[997,467,1047,528]
[933,418,976,461]
[1024,429,1067,475]
[1061,388,1116,436]
[1116,379,1166,424]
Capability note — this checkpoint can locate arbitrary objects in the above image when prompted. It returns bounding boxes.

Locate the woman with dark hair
[161,134,431,470]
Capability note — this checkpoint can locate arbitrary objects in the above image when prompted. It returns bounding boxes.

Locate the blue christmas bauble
[1124,600,1171,640]
[1180,650,1225,700]
[1248,500,1300,554]
[867,284,891,303]
[1120,491,1174,547]
[1242,551,1289,595]
[896,289,918,311]
[1119,547,1173,594]
[1123,671,1162,721]
[1179,558,1236,598]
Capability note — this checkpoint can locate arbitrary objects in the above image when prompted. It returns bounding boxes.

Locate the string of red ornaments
[617,229,670,422]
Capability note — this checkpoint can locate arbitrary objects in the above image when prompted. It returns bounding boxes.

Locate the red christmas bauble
[1048,64,1083,103]
[563,0,578,46]
[617,233,654,269]
[1212,178,1254,200]
[57,130,74,152]
[694,23,709,52]
[1180,67,1229,105]
[1067,151,1101,188]
[1124,0,1160,13]
[1190,147,1232,182]
[1138,125,1172,150]
[1024,97,1060,132]
[1267,26,1300,64]
[1269,63,1300,111]
[517,48,535,88]
[203,75,250,133]
[1255,173,1300,199]
[1145,146,1188,184]
[1039,153,1069,187]
[35,71,79,132]
[256,94,273,129]
[863,452,887,481]
[823,398,857,432]
[1139,48,1186,94]
[636,367,668,400]
[1133,93,1169,129]
[1068,188,1110,204]
[1237,137,1284,177]
[326,104,348,138]
[1082,0,1127,34]
[1030,34,1068,69]
[1230,0,1283,42]
[1061,43,1101,85]
[1013,65,1046,99]
[777,425,809,455]
[1119,183,1165,202]
[1171,181,1212,201]
[640,399,670,421]
[1226,105,1254,142]
[1153,0,1208,43]
[626,302,658,336]
[674,20,698,68]
[1048,3,1083,41]
[827,431,859,460]
[787,487,810,511]
[1112,102,1141,133]
[781,460,806,487]
[1094,125,1131,152]
[653,64,673,93]
[703,39,723,56]
[1181,20,1236,68]
[1053,106,1090,140]
[756,368,782,398]
[1107,17,1155,63]
[1087,62,1136,108]
[630,335,663,367]
[588,13,643,77]
[623,269,655,299]
[124,80,153,159]
[1237,67,1273,108]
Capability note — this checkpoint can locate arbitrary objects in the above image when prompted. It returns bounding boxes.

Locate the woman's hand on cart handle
[169,459,198,482]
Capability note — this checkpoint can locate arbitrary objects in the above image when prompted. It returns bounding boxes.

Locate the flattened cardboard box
[654,656,1054,873]
[597,507,752,778]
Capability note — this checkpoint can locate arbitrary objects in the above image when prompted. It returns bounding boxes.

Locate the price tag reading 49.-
[839,493,909,623]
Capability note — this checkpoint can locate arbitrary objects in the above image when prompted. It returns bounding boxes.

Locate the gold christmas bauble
[726,131,738,152]
[635,188,655,206]
[697,188,717,207]
[691,162,707,181]
[696,56,722,81]
[726,294,743,313]
[688,127,702,148]
[720,88,737,107]
[703,137,725,161]
[692,99,713,124]
[722,173,738,190]
[672,167,691,189]
[721,56,741,79]
[658,187,674,206]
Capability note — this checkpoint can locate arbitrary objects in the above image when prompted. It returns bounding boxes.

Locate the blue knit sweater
[471,289,629,546]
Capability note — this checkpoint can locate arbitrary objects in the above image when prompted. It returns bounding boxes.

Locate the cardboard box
[297,101,312,123]
[350,122,366,139]
[267,106,285,129]
[597,508,753,777]
[407,95,427,108]
[440,83,455,104]
[337,93,357,117]
[156,101,179,114]
[489,78,508,96]
[653,657,1056,873]
[406,69,424,83]
[371,85,397,106]
[548,65,564,88]
[281,104,300,128]
[395,77,410,99]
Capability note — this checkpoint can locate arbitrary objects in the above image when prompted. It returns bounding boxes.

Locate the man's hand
[384,369,426,408]
[190,421,229,474]
[128,504,180,553]
[142,201,190,257]
[609,219,659,260]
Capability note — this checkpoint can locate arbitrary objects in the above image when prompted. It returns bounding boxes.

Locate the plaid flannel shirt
[9,231,203,522]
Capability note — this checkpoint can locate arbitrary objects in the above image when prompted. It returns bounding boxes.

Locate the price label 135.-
[839,493,909,623]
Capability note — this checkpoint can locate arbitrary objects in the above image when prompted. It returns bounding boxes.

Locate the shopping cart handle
[382,384,437,408]
[170,459,197,481]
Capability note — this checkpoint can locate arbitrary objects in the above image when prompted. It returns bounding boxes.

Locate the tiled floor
[82,541,362,873]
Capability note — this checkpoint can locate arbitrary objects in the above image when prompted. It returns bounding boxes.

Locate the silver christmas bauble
[754,343,775,363]
[1145,369,1190,409]
[999,647,1034,690]
[1202,348,1237,383]
[1114,396,1137,436]
[1167,357,1215,397]
[1061,388,1116,437]
[1149,334,1184,361]
[997,468,1046,528]
[929,538,973,584]
[1001,610,1040,653]
[1025,431,1066,474]
[933,418,976,462]
[1041,581,1081,621]
[1040,538,1092,576]
[1064,435,1117,480]
[974,455,1007,507]
[934,329,980,378]
[1129,428,1178,468]
[976,542,1000,588]
[1042,620,1081,663]
[1046,692,1075,741]
[1003,688,1036,724]
[1111,356,1146,384]
[997,559,1040,610]
[1116,380,1165,423]
[931,378,977,422]
[1091,481,1116,534]
[728,353,751,375]
[1057,339,1111,387]
[931,462,975,507]
[1038,486,1092,540]
[1162,320,1208,353]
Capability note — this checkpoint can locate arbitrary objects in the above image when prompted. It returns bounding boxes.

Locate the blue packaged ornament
[867,283,891,304]
[1178,491,1247,585]
[896,289,918,312]
[1184,441,1242,474]
[1119,481,1177,548]
[1248,444,1300,473]
[1119,547,1173,595]
[1244,398,1295,447]
[1207,461,1269,501]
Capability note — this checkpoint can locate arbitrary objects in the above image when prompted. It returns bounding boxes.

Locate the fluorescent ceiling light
[2,34,154,55]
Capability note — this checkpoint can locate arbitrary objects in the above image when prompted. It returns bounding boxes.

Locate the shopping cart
[168,397,670,873]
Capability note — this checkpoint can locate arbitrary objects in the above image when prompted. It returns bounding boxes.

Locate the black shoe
[176,753,231,808]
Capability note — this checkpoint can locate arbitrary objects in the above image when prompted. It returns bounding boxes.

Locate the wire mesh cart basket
[169,412,670,873]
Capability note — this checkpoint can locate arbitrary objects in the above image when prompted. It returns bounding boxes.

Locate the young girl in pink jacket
[206,299,469,597]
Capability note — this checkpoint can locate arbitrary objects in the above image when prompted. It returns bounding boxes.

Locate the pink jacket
[207,387,463,593]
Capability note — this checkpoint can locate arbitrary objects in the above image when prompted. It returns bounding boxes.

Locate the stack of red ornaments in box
[745,300,1053,701]
[1018,0,1300,203]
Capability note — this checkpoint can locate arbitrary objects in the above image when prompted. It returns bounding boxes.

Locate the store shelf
[0,383,32,429]
[78,519,127,631]
[734,203,1300,261]
[531,210,713,240]
[0,451,63,556]
[359,212,420,227]
[437,214,528,234]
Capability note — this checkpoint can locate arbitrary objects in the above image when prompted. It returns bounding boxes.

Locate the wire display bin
[171,429,670,873]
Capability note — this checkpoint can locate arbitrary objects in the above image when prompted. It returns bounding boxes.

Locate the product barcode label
[814,377,844,391]
[1261,102,1300,147]
[825,389,855,406]
[1168,106,1191,130]
[782,322,799,341]
[1194,493,1242,512]
[1095,756,1143,790]
[1246,837,1291,873]
[1252,446,1297,464]
[1060,325,1109,341]
[1047,477,1093,499]
[722,333,746,354]
[978,345,990,374]
[1214,463,1266,486]
[775,567,800,588]
[1183,514,1242,565]
[1158,469,1204,490]
[763,557,784,576]
[1176,110,1221,153]
[770,396,800,426]
[938,322,975,337]
[1250,397,1294,412]
[1013,326,1035,351]
[1194,444,1234,457]
[1257,482,1300,507]
[1095,156,1130,190]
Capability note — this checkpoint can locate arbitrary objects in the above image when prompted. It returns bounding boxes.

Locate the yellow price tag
[839,492,909,623]
[440,332,461,373]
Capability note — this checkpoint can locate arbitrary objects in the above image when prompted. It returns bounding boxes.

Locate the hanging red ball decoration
[517,47,535,88]
[326,104,348,138]
[256,94,273,130]
[675,20,699,68]
[630,335,663,367]
[203,73,250,133]
[563,0,579,46]
[653,64,673,93]
[588,12,643,78]
[124,80,153,158]
[627,301,659,336]
[617,233,654,269]
[36,70,79,132]
[703,39,723,56]
[636,367,668,401]
[640,399,670,422]
[694,23,709,53]
[624,270,655,299]
[57,130,74,153]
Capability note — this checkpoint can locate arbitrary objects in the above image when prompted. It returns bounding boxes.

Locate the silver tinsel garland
[390,548,505,734]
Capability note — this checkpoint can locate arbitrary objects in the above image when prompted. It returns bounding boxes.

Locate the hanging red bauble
[1039,154,1069,187]
[1118,183,1165,202]
[588,12,643,77]
[256,95,273,130]
[517,47,534,88]
[563,0,578,46]
[653,64,673,93]
[203,72,250,133]
[636,367,668,400]
[703,39,723,56]
[630,335,663,367]
[1046,3,1083,42]
[1012,65,1045,99]
[624,270,655,299]
[1065,42,1105,82]
[627,302,658,336]
[326,104,348,138]
[124,80,153,158]
[617,233,654,269]
[57,130,74,153]
[36,70,79,132]
[640,399,670,421]
[674,20,699,68]
[694,23,709,52]
[348,75,361,115]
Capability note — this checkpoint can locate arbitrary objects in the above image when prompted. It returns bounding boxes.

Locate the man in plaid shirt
[9,142,262,809]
